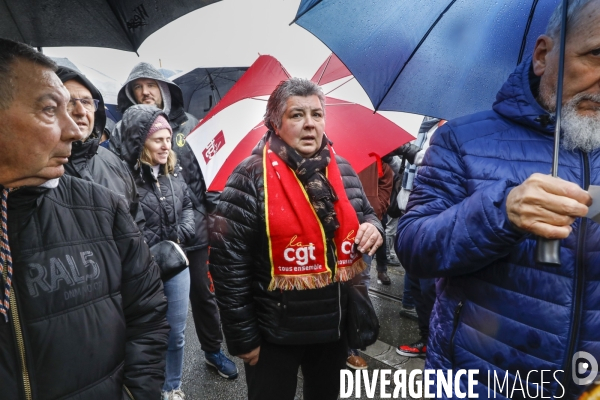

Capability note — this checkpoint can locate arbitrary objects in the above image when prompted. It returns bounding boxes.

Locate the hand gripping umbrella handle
[535,0,569,266]
[536,238,561,265]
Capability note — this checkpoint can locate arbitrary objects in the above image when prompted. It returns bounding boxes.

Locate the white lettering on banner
[283,236,316,266]
[341,240,354,255]
[284,248,295,262]
[276,264,323,273]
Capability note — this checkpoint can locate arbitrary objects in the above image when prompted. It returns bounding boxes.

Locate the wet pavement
[180,262,425,399]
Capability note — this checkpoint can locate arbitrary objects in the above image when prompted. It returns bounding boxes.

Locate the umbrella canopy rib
[206,70,221,100]
[315,54,332,85]
[518,0,542,65]
[104,0,140,55]
[376,0,458,111]
[290,0,323,24]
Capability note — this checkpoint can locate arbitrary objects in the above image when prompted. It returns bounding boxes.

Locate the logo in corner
[573,351,599,386]
[202,130,225,163]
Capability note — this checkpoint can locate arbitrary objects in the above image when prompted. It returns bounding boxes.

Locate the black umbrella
[173,67,248,121]
[0,0,220,53]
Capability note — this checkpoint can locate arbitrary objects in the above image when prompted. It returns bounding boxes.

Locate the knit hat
[146,114,172,140]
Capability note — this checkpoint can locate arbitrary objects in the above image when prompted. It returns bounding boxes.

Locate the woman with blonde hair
[120,104,195,400]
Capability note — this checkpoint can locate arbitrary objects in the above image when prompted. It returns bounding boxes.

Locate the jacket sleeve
[208,158,262,356]
[396,123,526,278]
[340,157,383,234]
[121,159,146,232]
[112,196,169,398]
[109,121,123,158]
[177,183,196,246]
[377,163,394,218]
[393,142,421,165]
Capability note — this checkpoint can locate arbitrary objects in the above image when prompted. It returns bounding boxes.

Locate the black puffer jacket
[0,176,168,400]
[120,105,195,249]
[110,62,208,251]
[209,134,382,356]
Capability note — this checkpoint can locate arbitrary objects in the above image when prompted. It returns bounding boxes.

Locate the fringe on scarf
[335,257,367,283]
[268,271,333,291]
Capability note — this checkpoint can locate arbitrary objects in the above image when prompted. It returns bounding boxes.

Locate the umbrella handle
[535,238,560,265]
[534,0,569,267]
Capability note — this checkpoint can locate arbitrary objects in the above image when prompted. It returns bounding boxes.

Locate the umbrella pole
[536,0,569,266]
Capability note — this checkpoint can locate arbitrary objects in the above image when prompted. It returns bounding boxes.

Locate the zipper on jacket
[123,385,135,400]
[9,277,32,400]
[449,301,464,363]
[561,152,590,394]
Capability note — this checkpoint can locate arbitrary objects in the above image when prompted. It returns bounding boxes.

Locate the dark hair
[0,38,57,110]
[264,78,326,131]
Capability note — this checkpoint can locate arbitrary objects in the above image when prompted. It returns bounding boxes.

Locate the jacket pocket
[449,301,464,363]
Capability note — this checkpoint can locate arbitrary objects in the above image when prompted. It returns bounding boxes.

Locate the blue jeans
[163,268,190,391]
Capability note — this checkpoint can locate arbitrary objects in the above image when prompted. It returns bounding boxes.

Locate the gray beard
[539,85,600,153]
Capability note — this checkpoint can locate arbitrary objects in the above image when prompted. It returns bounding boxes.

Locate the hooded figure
[110,62,208,250]
[56,66,144,231]
[110,64,239,380]
[119,104,195,399]
[118,105,195,260]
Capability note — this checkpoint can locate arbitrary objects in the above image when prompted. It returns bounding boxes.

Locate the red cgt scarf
[264,143,365,291]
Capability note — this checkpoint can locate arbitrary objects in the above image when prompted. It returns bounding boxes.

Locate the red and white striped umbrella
[187,54,415,191]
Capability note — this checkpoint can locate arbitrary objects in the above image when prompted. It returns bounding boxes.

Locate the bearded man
[396,0,600,398]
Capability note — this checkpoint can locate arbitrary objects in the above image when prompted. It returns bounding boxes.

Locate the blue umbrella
[293,0,560,120]
[294,0,570,264]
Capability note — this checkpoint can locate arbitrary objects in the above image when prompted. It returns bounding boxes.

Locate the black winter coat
[137,164,195,249]
[209,137,382,356]
[110,63,208,251]
[0,176,168,400]
[119,105,195,250]
[64,138,145,231]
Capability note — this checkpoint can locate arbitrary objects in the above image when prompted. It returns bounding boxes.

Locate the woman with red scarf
[209,78,383,400]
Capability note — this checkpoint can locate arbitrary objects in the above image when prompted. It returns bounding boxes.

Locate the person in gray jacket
[56,66,144,230]
[111,62,238,379]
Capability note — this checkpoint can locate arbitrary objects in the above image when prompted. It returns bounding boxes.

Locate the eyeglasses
[67,98,99,112]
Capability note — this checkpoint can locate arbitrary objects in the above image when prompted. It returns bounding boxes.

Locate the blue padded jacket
[396,57,600,399]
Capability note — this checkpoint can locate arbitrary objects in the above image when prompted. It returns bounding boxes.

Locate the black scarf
[269,132,340,239]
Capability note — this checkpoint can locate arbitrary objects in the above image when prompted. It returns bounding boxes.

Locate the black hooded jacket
[209,133,382,356]
[110,63,208,251]
[56,67,145,231]
[119,105,195,250]
[0,176,168,400]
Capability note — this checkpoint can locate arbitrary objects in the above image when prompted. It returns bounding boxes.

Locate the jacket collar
[69,139,100,163]
[492,55,556,135]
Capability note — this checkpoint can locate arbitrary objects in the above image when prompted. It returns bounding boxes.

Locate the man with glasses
[57,66,144,229]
